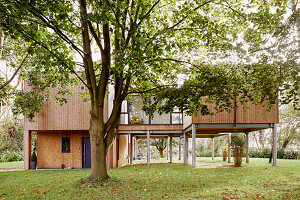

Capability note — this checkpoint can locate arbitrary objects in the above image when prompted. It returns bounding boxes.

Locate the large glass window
[119,96,183,125]
[151,112,171,124]
[129,96,149,124]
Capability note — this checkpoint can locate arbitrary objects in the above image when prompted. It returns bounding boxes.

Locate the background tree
[151,138,167,158]
[0,0,294,180]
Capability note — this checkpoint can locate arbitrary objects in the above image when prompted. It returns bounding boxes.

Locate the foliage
[0,150,23,162]
[278,103,300,149]
[231,134,245,149]
[231,134,245,167]
[30,151,37,162]
[0,114,23,153]
[0,159,300,199]
[222,148,228,161]
[248,148,299,159]
[249,148,271,158]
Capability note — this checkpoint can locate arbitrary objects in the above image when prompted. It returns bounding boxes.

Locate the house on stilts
[23,82,279,170]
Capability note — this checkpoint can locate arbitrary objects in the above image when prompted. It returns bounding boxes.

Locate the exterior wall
[24,84,91,131]
[183,115,192,129]
[36,131,89,169]
[118,135,128,166]
[192,100,279,124]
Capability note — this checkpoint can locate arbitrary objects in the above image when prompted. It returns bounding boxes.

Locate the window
[119,96,183,125]
[62,137,70,153]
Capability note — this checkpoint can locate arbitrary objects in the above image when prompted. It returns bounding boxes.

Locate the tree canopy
[0,0,298,180]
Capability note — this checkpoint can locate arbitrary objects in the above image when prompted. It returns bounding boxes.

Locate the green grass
[0,161,24,169]
[0,158,299,199]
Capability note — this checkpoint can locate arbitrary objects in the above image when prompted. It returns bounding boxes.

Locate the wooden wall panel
[192,100,279,124]
[118,135,128,166]
[24,83,91,131]
[36,131,89,169]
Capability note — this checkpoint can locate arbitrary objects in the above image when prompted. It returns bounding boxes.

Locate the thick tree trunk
[89,117,109,180]
[158,148,164,158]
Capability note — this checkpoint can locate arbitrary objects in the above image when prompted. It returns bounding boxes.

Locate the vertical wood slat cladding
[118,135,128,166]
[24,83,91,131]
[192,100,279,124]
[36,131,90,169]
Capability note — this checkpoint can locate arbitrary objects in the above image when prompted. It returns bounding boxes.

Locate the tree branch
[87,21,104,54]
[19,0,85,57]
[167,0,212,30]
[0,53,28,90]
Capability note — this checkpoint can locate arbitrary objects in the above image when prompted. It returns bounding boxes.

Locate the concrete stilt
[147,130,150,165]
[192,124,196,167]
[273,124,277,166]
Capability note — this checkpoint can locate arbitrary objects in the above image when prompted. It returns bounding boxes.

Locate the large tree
[0,0,294,180]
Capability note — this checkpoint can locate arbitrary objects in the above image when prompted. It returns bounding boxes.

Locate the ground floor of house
[23,123,279,170]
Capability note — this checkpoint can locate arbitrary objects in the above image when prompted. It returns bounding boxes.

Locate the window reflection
[119,96,182,125]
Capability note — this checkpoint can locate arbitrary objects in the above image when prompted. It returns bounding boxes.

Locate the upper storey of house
[24,82,279,132]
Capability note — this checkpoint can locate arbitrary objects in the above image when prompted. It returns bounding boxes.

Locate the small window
[62,137,70,153]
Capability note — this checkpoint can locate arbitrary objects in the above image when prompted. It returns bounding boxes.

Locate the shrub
[0,150,23,162]
[30,151,37,162]
[231,134,245,167]
[233,146,243,167]
[222,149,227,161]
[277,148,299,159]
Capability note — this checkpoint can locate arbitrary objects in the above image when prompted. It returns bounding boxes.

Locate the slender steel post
[169,135,173,163]
[166,136,169,160]
[245,131,249,163]
[212,137,214,160]
[273,124,277,166]
[192,124,196,167]
[179,136,181,160]
[228,133,231,163]
[147,130,150,165]
[184,131,188,164]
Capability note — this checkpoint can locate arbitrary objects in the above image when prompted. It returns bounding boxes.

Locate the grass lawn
[0,158,299,199]
[0,161,24,169]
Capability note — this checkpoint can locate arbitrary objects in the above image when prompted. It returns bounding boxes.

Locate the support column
[183,131,188,164]
[134,137,138,160]
[169,135,173,163]
[212,137,214,160]
[245,131,249,164]
[273,124,277,166]
[228,133,231,163]
[147,130,150,165]
[129,133,133,164]
[192,124,196,167]
[166,136,169,160]
[24,130,31,170]
[179,136,181,160]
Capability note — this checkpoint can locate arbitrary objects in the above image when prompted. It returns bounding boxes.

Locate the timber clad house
[23,82,279,170]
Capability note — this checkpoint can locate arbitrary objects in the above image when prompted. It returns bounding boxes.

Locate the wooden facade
[192,100,279,124]
[23,81,279,169]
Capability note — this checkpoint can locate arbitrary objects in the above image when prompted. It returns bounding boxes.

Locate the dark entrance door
[82,137,91,168]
